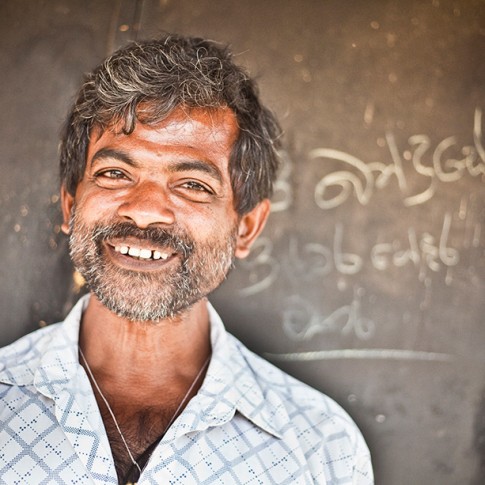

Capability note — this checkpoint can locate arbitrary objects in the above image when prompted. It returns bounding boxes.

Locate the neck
[79,294,212,401]
[78,294,212,482]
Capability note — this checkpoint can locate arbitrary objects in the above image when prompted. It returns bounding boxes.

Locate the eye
[176,179,215,202]
[181,180,212,192]
[93,168,132,188]
[96,169,128,179]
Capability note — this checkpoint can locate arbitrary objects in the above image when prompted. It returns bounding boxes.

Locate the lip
[104,241,179,272]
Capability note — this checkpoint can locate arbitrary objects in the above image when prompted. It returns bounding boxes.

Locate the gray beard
[68,213,236,321]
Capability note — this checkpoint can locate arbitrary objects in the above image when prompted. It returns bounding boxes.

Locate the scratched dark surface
[1,1,484,483]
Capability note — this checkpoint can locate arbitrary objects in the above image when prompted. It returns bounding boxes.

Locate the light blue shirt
[0,296,373,484]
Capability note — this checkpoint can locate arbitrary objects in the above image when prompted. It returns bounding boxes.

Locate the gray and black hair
[60,33,281,214]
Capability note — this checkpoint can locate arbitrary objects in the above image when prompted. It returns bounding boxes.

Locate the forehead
[87,106,239,169]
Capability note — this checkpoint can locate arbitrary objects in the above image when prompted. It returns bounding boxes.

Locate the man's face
[61,107,267,321]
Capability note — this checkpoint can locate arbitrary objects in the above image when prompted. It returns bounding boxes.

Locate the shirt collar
[34,296,88,398]
[192,303,283,439]
[0,295,283,439]
[0,296,87,390]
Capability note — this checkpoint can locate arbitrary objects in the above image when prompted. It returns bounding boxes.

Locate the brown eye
[182,181,211,192]
[93,168,132,189]
[176,179,215,203]
[99,169,127,179]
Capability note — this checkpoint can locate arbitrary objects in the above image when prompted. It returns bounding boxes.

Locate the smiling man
[0,35,373,484]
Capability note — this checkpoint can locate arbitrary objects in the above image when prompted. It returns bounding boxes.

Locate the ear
[60,185,75,235]
[235,199,271,259]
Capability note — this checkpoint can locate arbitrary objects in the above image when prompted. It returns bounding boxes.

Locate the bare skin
[61,107,270,481]
[79,296,212,480]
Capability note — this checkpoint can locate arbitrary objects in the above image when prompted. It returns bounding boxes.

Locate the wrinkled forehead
[86,106,240,176]
[91,103,239,140]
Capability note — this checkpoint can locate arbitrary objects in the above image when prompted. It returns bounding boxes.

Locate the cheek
[180,208,220,239]
[180,207,238,247]
[72,190,120,225]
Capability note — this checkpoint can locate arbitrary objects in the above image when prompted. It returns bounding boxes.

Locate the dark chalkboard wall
[1,1,484,483]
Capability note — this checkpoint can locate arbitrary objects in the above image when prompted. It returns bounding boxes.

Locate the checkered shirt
[0,296,373,484]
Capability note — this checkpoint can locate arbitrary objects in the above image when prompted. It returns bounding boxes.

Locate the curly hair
[59,33,281,214]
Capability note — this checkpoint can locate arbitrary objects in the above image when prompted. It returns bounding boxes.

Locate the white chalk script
[311,108,484,209]
[238,213,460,296]
[282,289,376,341]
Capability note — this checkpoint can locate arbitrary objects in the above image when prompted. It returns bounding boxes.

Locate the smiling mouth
[113,244,173,261]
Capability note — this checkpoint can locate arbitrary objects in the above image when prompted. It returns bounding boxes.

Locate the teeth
[139,249,152,259]
[128,247,141,257]
[114,245,170,261]
[153,251,169,260]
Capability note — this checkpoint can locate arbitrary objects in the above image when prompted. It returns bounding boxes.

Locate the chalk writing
[370,212,459,273]
[240,212,462,296]
[311,108,484,209]
[284,228,362,279]
[238,237,280,296]
[238,213,461,296]
[313,149,374,209]
[282,288,375,341]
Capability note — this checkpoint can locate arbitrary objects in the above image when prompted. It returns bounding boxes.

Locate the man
[0,34,373,484]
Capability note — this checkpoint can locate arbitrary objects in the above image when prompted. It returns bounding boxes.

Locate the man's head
[59,34,281,321]
[60,33,281,216]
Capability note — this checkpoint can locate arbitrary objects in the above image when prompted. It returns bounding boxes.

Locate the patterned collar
[0,295,283,442]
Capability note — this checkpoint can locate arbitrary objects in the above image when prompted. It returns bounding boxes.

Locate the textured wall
[1,1,484,483]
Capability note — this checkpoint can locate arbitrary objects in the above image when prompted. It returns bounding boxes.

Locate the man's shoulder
[0,297,86,383]
[227,334,373,482]
[0,324,61,384]
[229,334,364,440]
[0,324,60,359]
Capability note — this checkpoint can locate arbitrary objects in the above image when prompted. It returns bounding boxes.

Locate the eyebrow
[167,160,223,184]
[90,148,139,168]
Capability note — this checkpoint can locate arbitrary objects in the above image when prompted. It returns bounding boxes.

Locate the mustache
[85,221,195,257]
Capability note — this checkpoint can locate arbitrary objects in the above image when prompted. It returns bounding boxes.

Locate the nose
[116,182,175,228]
